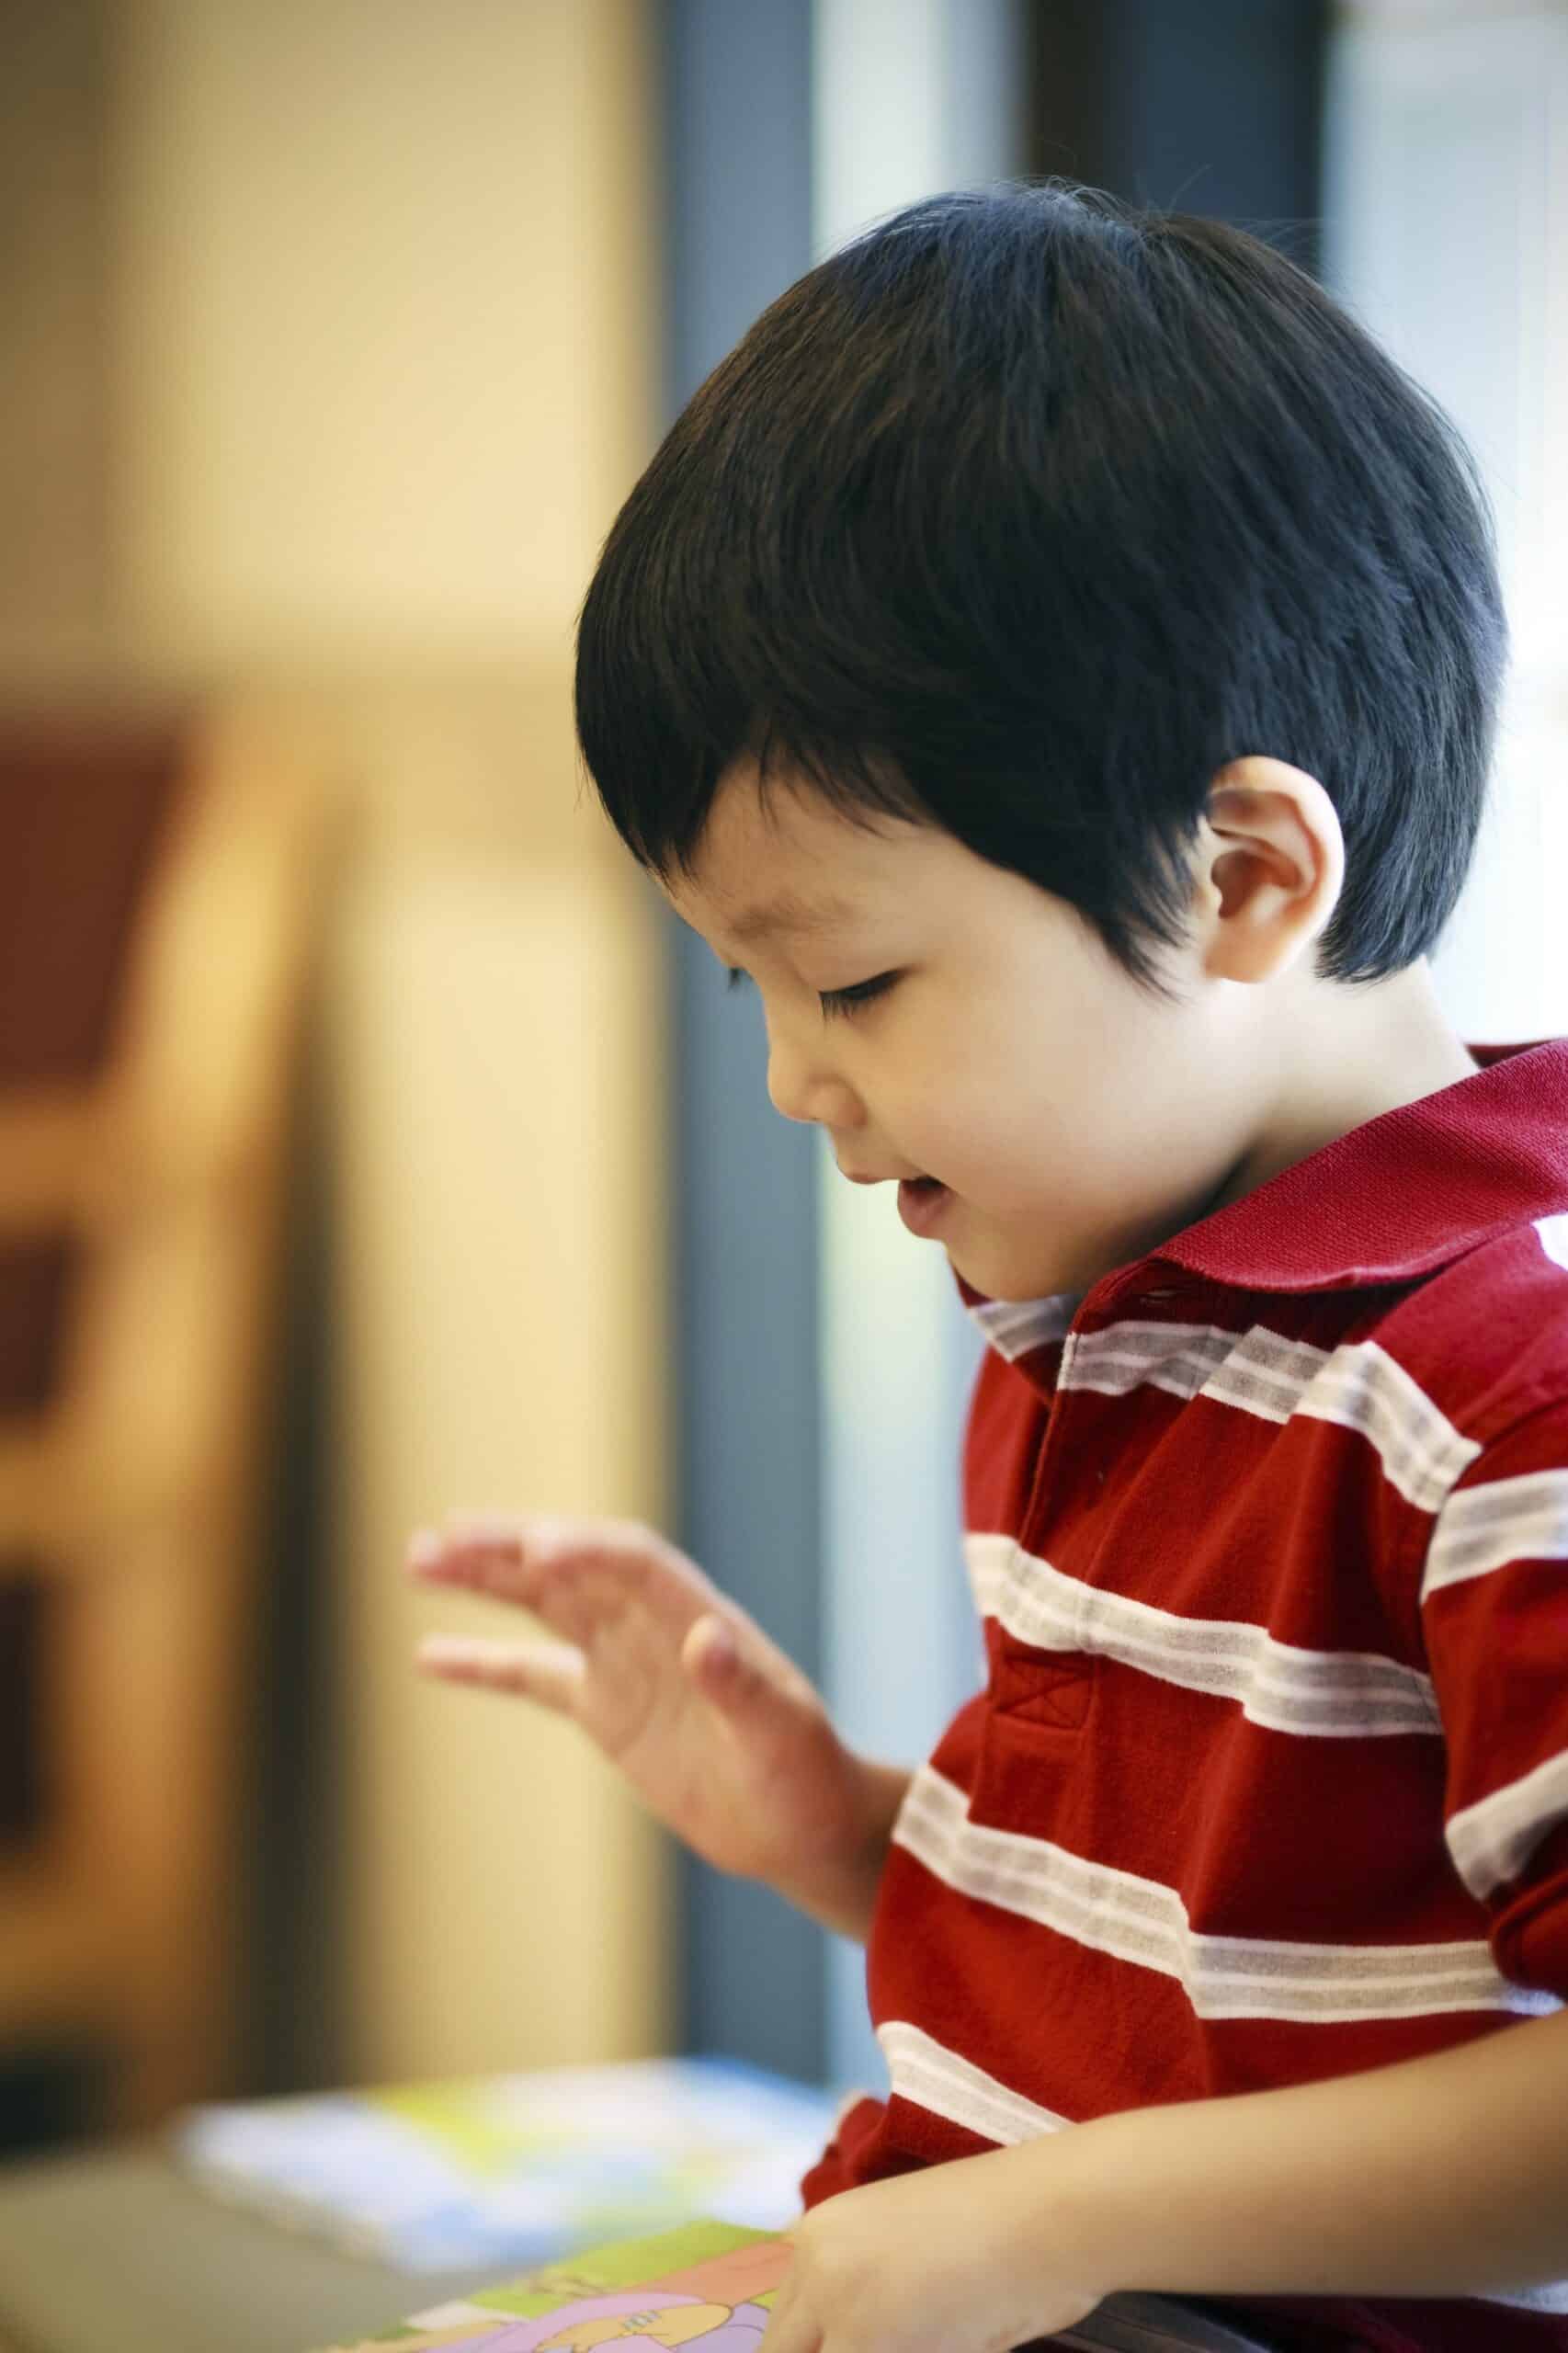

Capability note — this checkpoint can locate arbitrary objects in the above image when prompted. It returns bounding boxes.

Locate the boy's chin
[956,1238,1085,1305]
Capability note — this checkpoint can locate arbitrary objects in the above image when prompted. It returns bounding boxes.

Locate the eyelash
[723,969,898,1021]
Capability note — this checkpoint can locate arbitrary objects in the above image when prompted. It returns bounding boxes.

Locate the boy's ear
[1191,756,1346,985]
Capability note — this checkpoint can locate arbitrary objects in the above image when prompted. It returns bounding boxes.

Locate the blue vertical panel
[1028,0,1327,273]
[661,0,816,412]
[1111,0,1324,269]
[819,1178,990,2099]
[807,0,1025,2103]
[658,0,824,2085]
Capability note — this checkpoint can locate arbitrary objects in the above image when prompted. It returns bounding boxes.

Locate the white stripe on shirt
[894,1767,1557,2025]
[966,1291,1080,1360]
[877,2019,1072,2143]
[1536,1213,1568,1275]
[1056,1322,1481,1514]
[1448,1748,1568,1902]
[967,1532,1440,1740]
[1421,1464,1568,1602]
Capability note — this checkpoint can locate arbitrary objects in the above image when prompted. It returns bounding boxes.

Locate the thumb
[681,1611,798,1722]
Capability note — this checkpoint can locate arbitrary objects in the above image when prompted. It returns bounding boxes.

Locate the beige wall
[323,687,673,2078]
[111,0,653,671]
[100,0,672,2080]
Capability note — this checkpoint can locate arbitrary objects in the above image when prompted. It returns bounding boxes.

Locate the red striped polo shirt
[801,1036,1568,2353]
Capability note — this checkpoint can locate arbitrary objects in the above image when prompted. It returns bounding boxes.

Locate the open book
[309,2219,1284,2352]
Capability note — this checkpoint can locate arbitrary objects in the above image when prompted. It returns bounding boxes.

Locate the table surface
[0,2136,499,2353]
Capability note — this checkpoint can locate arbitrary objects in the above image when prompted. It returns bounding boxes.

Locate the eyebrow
[724,890,862,945]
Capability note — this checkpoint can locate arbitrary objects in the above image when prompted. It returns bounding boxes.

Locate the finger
[406,1518,529,1598]
[408,1514,720,1650]
[407,1513,640,1607]
[680,1610,744,1695]
[755,2269,817,2353]
[759,2312,820,2353]
[415,1633,585,1712]
[408,1517,599,1646]
[442,1509,533,1547]
[681,1612,808,1733]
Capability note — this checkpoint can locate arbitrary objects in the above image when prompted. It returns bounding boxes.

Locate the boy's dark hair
[574,181,1507,1000]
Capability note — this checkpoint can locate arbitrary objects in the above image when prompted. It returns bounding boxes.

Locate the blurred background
[2,0,1565,2168]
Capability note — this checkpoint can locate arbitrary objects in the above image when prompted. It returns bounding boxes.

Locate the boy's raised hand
[409,1512,903,1937]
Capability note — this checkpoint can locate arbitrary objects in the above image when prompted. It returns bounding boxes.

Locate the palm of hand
[413,1516,850,1884]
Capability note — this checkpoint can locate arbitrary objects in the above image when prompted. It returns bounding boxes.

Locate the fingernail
[406,1530,444,1574]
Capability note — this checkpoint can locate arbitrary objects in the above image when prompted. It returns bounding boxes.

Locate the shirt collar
[956,1038,1568,1345]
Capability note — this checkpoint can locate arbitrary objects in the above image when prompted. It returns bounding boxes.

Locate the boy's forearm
[995,2005,1568,2309]
[771,1756,912,1943]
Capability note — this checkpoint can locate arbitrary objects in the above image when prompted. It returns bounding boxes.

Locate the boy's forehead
[714,884,865,946]
[665,763,929,942]
[660,865,866,949]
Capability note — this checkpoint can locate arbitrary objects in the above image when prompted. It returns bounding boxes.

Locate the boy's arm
[1030,2005,1562,2296]
[769,1757,913,1942]
[1034,2001,1568,2303]
[764,2010,1568,2353]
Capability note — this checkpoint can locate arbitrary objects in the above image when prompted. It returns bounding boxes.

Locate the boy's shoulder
[1367,1211,1568,1453]
[961,1037,1568,1520]
[1165,1033,1568,1458]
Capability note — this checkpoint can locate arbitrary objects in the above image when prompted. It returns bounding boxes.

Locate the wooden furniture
[0,698,331,2130]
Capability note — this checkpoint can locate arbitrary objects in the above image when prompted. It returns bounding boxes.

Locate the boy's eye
[820,972,898,1019]
[723,969,898,1020]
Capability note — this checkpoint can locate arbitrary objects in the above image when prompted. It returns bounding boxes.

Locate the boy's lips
[835,1163,953,1235]
[896,1176,951,1236]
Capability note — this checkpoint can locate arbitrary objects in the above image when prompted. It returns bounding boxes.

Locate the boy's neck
[1206,956,1482,1223]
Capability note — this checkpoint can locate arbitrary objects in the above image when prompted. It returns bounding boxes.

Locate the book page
[312,2225,1284,2353]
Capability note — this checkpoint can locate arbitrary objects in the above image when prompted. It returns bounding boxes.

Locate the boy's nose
[765,1039,811,1123]
[767,1041,852,1130]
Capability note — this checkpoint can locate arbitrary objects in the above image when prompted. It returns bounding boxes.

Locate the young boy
[410,185,1568,2352]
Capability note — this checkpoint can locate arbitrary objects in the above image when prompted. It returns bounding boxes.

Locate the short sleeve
[1421,1400,1568,1996]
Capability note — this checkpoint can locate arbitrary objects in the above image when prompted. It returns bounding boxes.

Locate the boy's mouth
[897,1175,951,1236]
